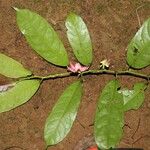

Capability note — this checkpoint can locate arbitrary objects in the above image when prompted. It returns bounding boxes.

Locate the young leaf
[66,12,92,65]
[127,18,150,69]
[0,53,31,78]
[16,8,69,67]
[44,80,82,146]
[94,80,124,149]
[119,83,146,111]
[0,79,40,113]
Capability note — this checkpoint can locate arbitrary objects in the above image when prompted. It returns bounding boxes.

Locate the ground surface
[0,0,150,150]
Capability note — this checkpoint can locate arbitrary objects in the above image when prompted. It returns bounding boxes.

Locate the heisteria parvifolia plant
[0,8,150,150]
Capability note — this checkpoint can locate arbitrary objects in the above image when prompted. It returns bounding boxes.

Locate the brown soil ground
[0,0,150,150]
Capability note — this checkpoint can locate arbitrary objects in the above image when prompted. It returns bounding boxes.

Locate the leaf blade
[0,79,40,113]
[0,53,32,78]
[119,83,146,111]
[66,12,92,65]
[16,9,69,66]
[127,18,150,69]
[94,80,124,149]
[44,80,82,146]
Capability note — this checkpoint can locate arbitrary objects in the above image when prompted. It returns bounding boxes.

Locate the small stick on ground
[77,118,86,129]
[4,146,26,150]
[131,118,141,139]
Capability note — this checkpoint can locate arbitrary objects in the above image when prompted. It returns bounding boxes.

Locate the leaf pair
[94,80,146,149]
[16,8,92,66]
[0,54,40,113]
[0,51,83,145]
[44,79,146,148]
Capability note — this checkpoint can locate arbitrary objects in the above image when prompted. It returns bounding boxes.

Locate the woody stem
[26,69,150,81]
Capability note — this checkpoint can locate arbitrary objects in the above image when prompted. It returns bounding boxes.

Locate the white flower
[100,59,110,69]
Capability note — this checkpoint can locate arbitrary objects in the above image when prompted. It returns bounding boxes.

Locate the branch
[26,69,150,81]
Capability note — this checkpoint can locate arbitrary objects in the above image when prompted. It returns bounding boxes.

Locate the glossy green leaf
[44,80,82,146]
[94,80,124,149]
[16,8,69,66]
[127,18,150,69]
[0,79,40,113]
[0,53,31,78]
[119,83,146,111]
[66,12,92,65]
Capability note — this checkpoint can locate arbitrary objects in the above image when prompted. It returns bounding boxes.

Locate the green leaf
[94,80,124,149]
[44,80,82,146]
[0,53,31,78]
[127,18,150,69]
[119,83,146,111]
[0,79,40,113]
[16,8,69,67]
[66,12,92,65]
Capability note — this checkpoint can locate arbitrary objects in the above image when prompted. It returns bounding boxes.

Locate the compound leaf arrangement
[0,8,150,149]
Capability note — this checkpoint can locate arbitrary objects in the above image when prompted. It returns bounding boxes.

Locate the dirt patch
[0,0,150,150]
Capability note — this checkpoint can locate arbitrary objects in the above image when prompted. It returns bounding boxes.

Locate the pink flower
[67,62,89,73]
